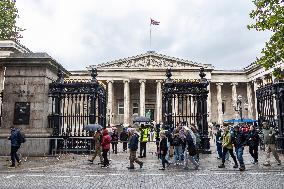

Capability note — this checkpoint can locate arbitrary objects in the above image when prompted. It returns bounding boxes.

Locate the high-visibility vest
[141,128,149,142]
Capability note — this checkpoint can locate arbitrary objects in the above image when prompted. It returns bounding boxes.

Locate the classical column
[123,79,130,126]
[253,81,259,120]
[216,83,223,124]
[156,80,163,124]
[207,82,211,124]
[107,80,114,125]
[139,79,146,116]
[246,82,253,119]
[231,82,238,119]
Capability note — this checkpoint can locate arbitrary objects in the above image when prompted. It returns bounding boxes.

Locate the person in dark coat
[127,129,143,169]
[8,127,22,168]
[159,132,169,170]
[111,130,118,154]
[232,125,247,171]
[215,124,222,159]
[247,125,259,164]
[120,128,128,152]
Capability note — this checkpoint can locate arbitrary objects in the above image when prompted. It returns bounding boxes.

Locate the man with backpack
[127,129,143,169]
[184,127,199,170]
[8,127,25,168]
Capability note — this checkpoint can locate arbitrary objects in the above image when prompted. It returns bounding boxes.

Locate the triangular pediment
[90,52,211,69]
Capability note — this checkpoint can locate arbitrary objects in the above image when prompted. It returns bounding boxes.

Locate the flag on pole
[150,18,160,25]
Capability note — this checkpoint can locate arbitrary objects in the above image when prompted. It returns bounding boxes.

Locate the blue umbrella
[224,119,257,123]
[133,116,151,123]
[84,124,103,131]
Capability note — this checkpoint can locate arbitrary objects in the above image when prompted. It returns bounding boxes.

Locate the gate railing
[256,80,284,152]
[162,68,210,153]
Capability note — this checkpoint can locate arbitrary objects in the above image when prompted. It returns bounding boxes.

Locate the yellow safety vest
[141,128,149,142]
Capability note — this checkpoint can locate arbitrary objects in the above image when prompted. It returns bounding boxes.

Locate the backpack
[172,136,182,146]
[17,130,26,143]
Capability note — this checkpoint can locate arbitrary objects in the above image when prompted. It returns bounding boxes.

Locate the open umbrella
[133,116,151,123]
[84,124,103,131]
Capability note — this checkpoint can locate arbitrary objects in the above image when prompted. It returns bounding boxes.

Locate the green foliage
[0,0,24,42]
[248,0,284,79]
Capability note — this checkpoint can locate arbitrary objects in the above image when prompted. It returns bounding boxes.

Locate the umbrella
[84,124,103,131]
[223,119,257,123]
[133,116,151,123]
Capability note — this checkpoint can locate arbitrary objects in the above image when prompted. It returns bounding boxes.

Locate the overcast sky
[16,0,271,71]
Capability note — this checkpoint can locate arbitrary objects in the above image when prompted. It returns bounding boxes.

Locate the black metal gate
[256,81,284,152]
[48,68,107,153]
[162,68,210,153]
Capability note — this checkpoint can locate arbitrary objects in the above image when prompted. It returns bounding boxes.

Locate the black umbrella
[133,116,151,123]
[84,124,103,131]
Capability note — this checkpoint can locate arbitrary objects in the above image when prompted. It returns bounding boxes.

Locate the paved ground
[0,142,283,189]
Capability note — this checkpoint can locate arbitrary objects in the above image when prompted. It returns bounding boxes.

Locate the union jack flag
[150,19,160,25]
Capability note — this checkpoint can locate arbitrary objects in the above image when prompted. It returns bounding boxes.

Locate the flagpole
[149,21,152,51]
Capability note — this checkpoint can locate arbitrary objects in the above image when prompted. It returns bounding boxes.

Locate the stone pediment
[91,51,211,69]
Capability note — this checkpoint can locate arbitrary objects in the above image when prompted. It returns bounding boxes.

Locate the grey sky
[16,0,271,71]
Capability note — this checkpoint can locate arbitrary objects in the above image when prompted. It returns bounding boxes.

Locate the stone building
[1,40,284,128]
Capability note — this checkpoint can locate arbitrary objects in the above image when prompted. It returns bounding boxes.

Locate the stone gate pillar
[0,53,68,156]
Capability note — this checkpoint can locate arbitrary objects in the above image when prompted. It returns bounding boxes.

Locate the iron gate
[48,68,107,153]
[256,80,284,152]
[162,68,210,152]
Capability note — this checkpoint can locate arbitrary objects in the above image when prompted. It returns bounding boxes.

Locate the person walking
[88,129,103,164]
[120,128,128,152]
[8,127,23,168]
[218,125,238,169]
[139,124,149,158]
[101,129,111,168]
[159,132,170,170]
[215,124,223,159]
[111,130,118,154]
[184,128,199,170]
[232,125,247,171]
[247,125,259,164]
[173,128,183,165]
[127,129,143,169]
[191,126,201,162]
[262,122,281,166]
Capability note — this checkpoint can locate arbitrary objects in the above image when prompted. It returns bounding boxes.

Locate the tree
[0,0,24,42]
[248,0,284,79]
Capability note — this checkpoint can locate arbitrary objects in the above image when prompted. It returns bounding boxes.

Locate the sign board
[13,102,30,125]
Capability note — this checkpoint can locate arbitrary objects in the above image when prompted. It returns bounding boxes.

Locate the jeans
[235,147,244,166]
[249,145,258,162]
[122,142,128,151]
[216,142,222,158]
[112,143,117,154]
[11,146,20,166]
[140,142,147,157]
[161,154,169,168]
[102,149,109,166]
[222,147,237,165]
[174,146,183,163]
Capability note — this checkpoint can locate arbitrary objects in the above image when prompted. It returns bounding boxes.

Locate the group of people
[215,122,281,171]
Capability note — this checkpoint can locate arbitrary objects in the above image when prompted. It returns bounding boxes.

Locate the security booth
[256,80,284,153]
[48,68,107,153]
[162,68,210,153]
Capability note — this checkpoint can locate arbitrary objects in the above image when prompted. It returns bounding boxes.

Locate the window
[222,100,226,114]
[118,100,124,115]
[133,102,139,115]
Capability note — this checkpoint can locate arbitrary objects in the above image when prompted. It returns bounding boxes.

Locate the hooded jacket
[8,128,21,147]
[101,129,111,150]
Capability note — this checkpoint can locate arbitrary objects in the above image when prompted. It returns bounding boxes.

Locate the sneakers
[218,164,225,168]
[233,164,238,168]
[159,167,165,170]
[140,162,144,169]
[277,161,281,166]
[17,160,22,166]
[127,166,135,169]
[8,165,15,169]
[88,160,94,164]
[239,166,245,171]
[263,162,271,166]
